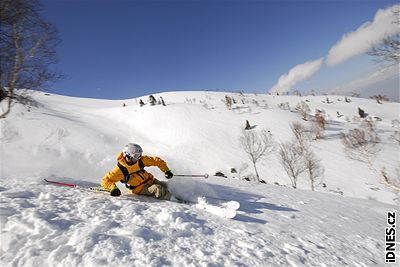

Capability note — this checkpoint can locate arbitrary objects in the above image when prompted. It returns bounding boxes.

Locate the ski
[44,178,239,219]
[43,179,77,187]
[43,178,143,203]
[44,178,110,192]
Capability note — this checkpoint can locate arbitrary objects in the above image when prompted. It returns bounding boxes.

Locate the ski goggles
[125,153,141,161]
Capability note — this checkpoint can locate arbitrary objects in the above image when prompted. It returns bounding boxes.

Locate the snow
[1,90,399,266]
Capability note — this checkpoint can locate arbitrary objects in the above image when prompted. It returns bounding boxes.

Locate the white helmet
[122,143,143,163]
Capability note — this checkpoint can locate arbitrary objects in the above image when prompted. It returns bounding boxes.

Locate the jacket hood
[117,152,124,161]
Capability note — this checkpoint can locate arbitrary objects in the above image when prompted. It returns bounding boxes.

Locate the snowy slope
[0,176,396,266]
[0,90,399,266]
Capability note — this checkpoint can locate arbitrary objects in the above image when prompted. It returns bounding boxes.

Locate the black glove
[110,187,121,197]
[164,170,173,179]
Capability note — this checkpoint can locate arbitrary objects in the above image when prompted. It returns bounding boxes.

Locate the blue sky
[42,0,399,100]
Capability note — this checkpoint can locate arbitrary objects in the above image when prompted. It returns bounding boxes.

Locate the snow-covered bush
[381,167,400,192]
[341,123,381,163]
[358,107,366,118]
[277,102,290,110]
[149,95,157,105]
[295,101,311,120]
[224,95,233,110]
[312,109,326,139]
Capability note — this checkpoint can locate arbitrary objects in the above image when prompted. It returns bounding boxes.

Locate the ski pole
[174,173,209,179]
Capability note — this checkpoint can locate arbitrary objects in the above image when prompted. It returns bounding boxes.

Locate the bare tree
[367,7,399,66]
[290,121,324,190]
[0,0,62,118]
[367,35,400,66]
[291,121,310,148]
[279,142,305,188]
[303,148,324,191]
[240,129,275,182]
[369,94,389,104]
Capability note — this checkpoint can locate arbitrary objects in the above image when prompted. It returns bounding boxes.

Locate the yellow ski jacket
[101,152,170,194]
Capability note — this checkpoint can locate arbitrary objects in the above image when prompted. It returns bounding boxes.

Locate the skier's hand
[164,170,173,179]
[110,186,121,197]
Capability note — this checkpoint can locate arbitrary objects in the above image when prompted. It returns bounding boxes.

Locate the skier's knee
[148,184,169,199]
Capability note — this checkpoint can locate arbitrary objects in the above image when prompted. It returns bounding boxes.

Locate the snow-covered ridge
[0,90,399,266]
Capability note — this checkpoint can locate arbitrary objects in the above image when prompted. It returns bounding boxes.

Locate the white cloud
[326,65,399,96]
[326,4,400,66]
[269,58,324,94]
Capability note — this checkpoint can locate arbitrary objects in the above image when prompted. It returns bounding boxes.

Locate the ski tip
[224,209,237,219]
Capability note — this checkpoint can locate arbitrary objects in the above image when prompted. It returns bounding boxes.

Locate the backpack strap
[117,162,130,186]
[138,158,144,170]
[118,159,145,189]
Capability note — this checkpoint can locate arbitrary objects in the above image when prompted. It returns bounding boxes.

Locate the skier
[101,143,174,199]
